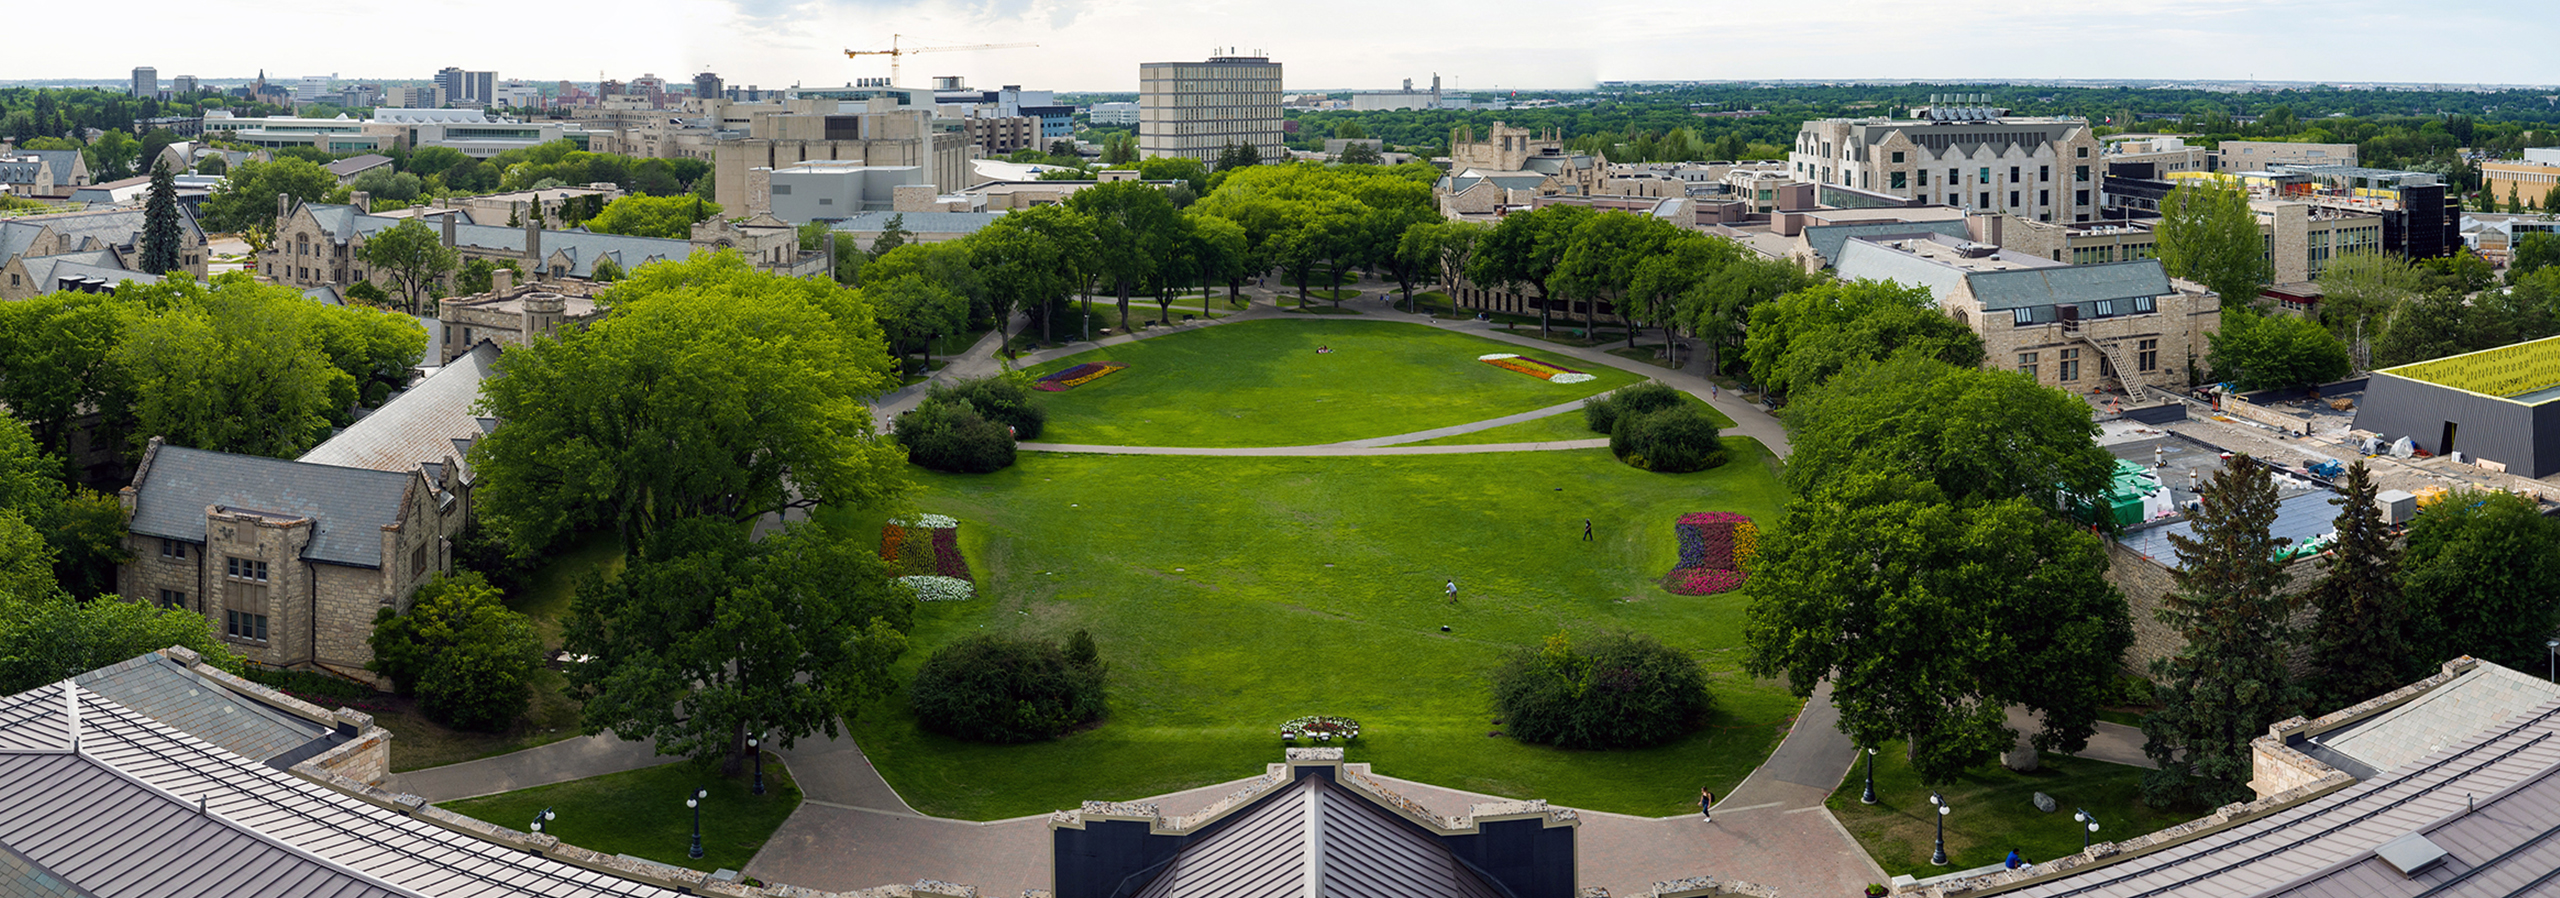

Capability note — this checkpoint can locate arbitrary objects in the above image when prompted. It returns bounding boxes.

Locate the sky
[14,0,2559,93]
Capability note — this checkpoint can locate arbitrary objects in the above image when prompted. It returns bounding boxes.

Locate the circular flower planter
[1278,715,1362,745]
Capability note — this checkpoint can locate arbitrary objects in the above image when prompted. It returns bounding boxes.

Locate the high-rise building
[694,72,723,99]
[1138,54,1282,165]
[434,67,496,106]
[132,66,157,98]
[171,75,198,97]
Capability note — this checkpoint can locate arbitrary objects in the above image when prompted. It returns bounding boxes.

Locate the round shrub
[1610,404,1728,473]
[893,401,1017,473]
[1490,631,1713,750]
[932,375,1048,439]
[1583,381,1685,434]
[909,631,1108,743]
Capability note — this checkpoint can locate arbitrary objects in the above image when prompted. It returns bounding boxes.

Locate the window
[2075,189,2090,206]
[2017,351,2038,380]
[160,539,188,559]
[2132,295,2157,313]
[224,610,268,642]
[2039,189,2050,206]
[1891,171,1908,189]
[2074,165,2090,182]
[412,544,429,578]
[1891,151,1904,164]
[2010,190,2020,207]
[1948,168,1959,184]
[157,589,186,609]
[1980,192,1992,208]
[226,556,268,582]
[2014,308,2035,326]
[2076,146,2090,158]
[1949,194,1961,205]
[2009,166,2021,183]
[1980,167,1991,184]
[2138,338,2159,372]
[1916,169,1928,187]
[2059,348,2081,382]
[2039,165,2050,182]
[2093,299,2115,316]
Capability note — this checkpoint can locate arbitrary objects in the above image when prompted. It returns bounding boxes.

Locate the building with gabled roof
[265,197,822,299]
[0,204,209,300]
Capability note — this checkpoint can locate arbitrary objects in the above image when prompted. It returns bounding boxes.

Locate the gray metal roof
[0,682,690,898]
[1968,260,2172,311]
[126,445,414,568]
[2002,684,2560,898]
[299,342,496,479]
[1833,237,1972,298]
[1802,219,1971,266]
[325,155,395,179]
[2294,663,2560,780]
[1131,775,1506,898]
[72,654,335,766]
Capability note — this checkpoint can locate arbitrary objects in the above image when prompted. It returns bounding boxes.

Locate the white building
[131,66,157,99]
[200,109,593,157]
[1788,97,2102,223]
[1139,54,1283,164]
[1088,101,1139,125]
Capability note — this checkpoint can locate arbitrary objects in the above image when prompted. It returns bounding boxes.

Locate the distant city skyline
[10,0,2558,93]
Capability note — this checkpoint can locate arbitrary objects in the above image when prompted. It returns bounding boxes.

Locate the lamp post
[1860,747,1878,805]
[748,735,765,796]
[2074,808,2101,852]
[2547,639,2557,682]
[1928,792,1951,866]
[530,806,554,836]
[687,788,708,859]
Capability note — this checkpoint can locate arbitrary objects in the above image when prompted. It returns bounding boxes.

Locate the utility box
[2376,489,2417,525]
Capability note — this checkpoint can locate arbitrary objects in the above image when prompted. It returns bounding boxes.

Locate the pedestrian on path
[1445,578,1458,603]
[1583,518,1593,541]
[1712,383,1720,400]
[1700,787,1714,822]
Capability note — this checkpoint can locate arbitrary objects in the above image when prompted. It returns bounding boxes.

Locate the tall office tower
[1137,53,1282,165]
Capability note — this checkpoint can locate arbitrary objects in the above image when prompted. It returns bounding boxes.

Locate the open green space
[1023,319,1642,446]
[1399,391,1739,447]
[1827,741,2192,877]
[438,755,802,873]
[824,443,1793,820]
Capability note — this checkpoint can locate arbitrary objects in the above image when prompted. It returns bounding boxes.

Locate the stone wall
[2105,540,2326,676]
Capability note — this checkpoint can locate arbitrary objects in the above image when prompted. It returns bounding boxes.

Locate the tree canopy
[1742,279,1983,398]
[198,158,338,233]
[2206,307,2352,391]
[2142,453,2302,808]
[586,194,721,239]
[354,218,457,313]
[1782,353,2113,512]
[112,275,425,458]
[2154,181,2270,306]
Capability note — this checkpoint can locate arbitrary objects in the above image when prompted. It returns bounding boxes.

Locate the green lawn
[1023,319,1642,446]
[437,754,801,873]
[1399,392,1738,447]
[1827,741,2194,877]
[822,444,1794,820]
[378,530,625,772]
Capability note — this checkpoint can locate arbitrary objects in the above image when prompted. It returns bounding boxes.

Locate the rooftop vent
[2375,832,2450,877]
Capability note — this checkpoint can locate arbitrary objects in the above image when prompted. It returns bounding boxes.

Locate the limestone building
[264,195,822,296]
[2218,139,2357,168]
[0,204,210,300]
[2482,147,2560,210]
[1138,55,1283,164]
[435,279,606,364]
[1788,102,2102,223]
[1434,122,1609,221]
[708,96,974,214]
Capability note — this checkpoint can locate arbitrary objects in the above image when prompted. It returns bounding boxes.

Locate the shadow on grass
[1826,740,2199,878]
[437,752,801,873]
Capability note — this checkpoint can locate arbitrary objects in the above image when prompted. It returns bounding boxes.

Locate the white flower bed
[1551,373,1596,384]
[898,575,975,602]
[894,514,960,530]
[1477,353,1520,361]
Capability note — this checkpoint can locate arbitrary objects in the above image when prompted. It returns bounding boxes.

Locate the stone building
[1434,122,1609,221]
[709,96,974,214]
[1833,231,2219,400]
[1138,55,1284,164]
[0,204,210,300]
[263,194,823,296]
[435,279,606,364]
[1788,103,2102,223]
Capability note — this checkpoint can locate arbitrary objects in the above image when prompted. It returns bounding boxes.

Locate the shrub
[344,280,389,306]
[892,400,1018,473]
[1610,404,1728,473]
[908,630,1108,742]
[368,571,543,731]
[929,375,1048,439]
[1490,631,1712,750]
[1582,381,1685,434]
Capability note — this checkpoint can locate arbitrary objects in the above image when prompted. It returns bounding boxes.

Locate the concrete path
[1015,439,1612,456]
[1335,392,1611,448]
[385,731,676,803]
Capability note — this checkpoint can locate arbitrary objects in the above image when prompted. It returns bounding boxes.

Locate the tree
[1101,131,1138,165]
[868,274,968,371]
[870,213,912,259]
[368,572,542,731]
[589,256,624,283]
[891,397,1017,473]
[2154,180,2270,307]
[197,157,337,233]
[2315,250,2423,346]
[1608,402,1726,472]
[113,276,370,458]
[2207,308,2351,390]
[1214,140,1261,171]
[355,219,458,313]
[564,518,911,770]
[971,204,1096,349]
[0,292,141,459]
[1067,180,1181,334]
[586,194,721,238]
[0,589,245,695]
[471,254,904,555]
[2142,453,2301,808]
[908,631,1108,743]
[349,167,424,205]
[1745,474,2131,784]
[1491,630,1713,750]
[1556,212,1679,347]
[46,490,129,600]
[1402,220,1484,317]
[84,129,140,181]
[2398,491,2560,674]
[2303,462,2409,710]
[1336,142,1383,165]
[1784,354,2114,512]
[2513,232,2560,283]
[1742,279,1983,399]
[1188,212,1249,311]
[139,162,183,276]
[1623,230,1740,358]
[1469,203,1592,338]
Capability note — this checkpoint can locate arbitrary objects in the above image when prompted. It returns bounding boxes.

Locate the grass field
[1023,319,1642,446]
[1828,741,2193,877]
[438,755,801,873]
[1399,392,1739,447]
[823,443,1794,820]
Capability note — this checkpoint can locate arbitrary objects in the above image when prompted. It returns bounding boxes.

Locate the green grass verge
[1827,741,2193,877]
[1399,392,1738,447]
[1023,319,1641,446]
[437,754,801,873]
[821,444,1794,820]
[1286,305,1364,315]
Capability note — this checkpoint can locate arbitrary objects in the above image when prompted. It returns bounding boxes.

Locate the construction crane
[843,34,1037,86]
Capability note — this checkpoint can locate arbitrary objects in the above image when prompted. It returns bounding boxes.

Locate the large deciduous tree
[1400,220,1484,317]
[2303,461,2410,710]
[2206,308,2351,391]
[354,218,458,313]
[2142,453,2301,809]
[113,275,414,459]
[868,274,968,372]
[197,157,338,233]
[586,194,722,239]
[1782,354,2114,512]
[471,253,905,555]
[0,292,140,460]
[1554,212,1678,347]
[0,591,244,695]
[1745,474,2132,784]
[971,204,1097,349]
[2397,490,2560,675]
[2155,180,2270,307]
[564,518,911,771]
[1468,203,1592,338]
[1742,279,1983,399]
[1067,180,1181,333]
[368,571,543,732]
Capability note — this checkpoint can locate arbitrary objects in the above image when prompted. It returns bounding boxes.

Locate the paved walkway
[386,731,675,803]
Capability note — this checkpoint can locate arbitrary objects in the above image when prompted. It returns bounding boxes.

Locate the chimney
[441,211,456,247]
[276,192,291,222]
[524,212,541,270]
[492,266,514,295]
[350,190,370,212]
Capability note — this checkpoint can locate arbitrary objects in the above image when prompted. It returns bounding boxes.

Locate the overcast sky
[17,0,2559,93]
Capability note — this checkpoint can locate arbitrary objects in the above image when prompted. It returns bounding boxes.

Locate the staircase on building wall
[2063,319,2148,403]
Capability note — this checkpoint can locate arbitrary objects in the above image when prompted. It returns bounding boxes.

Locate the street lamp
[530,806,554,835]
[2074,808,2101,852]
[1860,747,1878,805]
[686,788,708,859]
[748,734,765,796]
[1928,792,1951,866]
[2547,639,2557,682]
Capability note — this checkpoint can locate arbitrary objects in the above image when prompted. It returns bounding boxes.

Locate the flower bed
[882,515,973,587]
[1279,715,1362,744]
[1035,361,1127,392]
[898,575,976,602]
[1477,353,1594,384]
[1666,512,1756,595]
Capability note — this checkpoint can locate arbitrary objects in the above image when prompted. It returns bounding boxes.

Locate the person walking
[1583,518,1593,542]
[1445,578,1458,603]
[1699,787,1714,822]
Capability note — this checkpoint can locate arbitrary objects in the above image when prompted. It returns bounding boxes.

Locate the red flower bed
[1665,512,1755,595]
[1036,361,1126,392]
[881,521,973,583]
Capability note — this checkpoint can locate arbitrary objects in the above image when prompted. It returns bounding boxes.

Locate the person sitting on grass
[1316,345,1333,354]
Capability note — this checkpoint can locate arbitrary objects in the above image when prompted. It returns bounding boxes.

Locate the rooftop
[125,443,415,568]
[2375,333,2560,404]
[298,342,499,480]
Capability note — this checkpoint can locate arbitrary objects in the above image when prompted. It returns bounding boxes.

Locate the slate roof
[21,151,83,181]
[1967,260,2173,311]
[1833,237,1973,298]
[0,842,92,898]
[1801,219,1972,266]
[324,155,394,180]
[0,680,690,898]
[126,444,413,568]
[16,254,147,294]
[298,342,497,479]
[830,210,1004,235]
[298,204,694,279]
[1131,775,1507,898]
[72,654,336,767]
[0,160,44,186]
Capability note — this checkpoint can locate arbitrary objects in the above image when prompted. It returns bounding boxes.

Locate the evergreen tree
[2141,453,2303,808]
[2303,461,2408,710]
[138,162,182,276]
